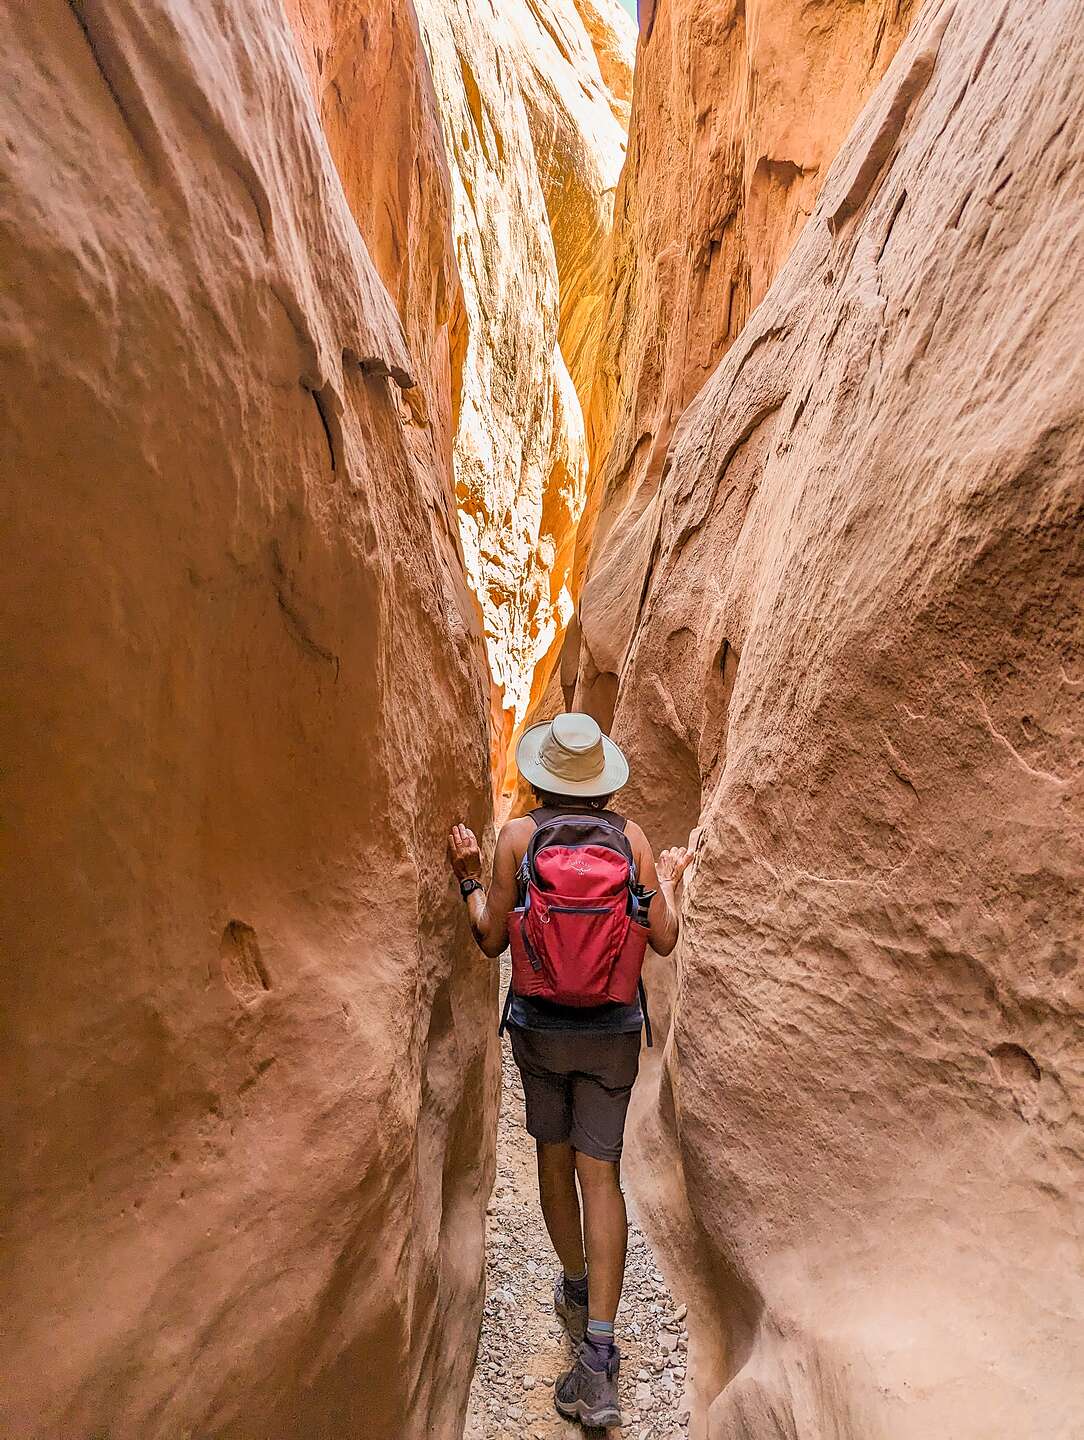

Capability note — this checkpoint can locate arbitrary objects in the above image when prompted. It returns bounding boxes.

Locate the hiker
[448,712,693,1429]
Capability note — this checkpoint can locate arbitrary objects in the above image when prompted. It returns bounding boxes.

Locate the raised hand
[657,845,694,885]
[448,823,483,881]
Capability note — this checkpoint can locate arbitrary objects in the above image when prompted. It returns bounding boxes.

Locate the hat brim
[515,720,630,798]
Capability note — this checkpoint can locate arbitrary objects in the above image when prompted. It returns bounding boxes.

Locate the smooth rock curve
[0,2,494,1435]
[604,2,1084,1435]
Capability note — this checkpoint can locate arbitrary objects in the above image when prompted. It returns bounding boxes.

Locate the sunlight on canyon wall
[414,0,635,780]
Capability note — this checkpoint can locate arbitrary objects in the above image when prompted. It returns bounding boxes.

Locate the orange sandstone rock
[571,0,918,723]
[414,0,634,771]
[603,2,1084,1435]
[283,0,462,443]
[0,2,493,1436]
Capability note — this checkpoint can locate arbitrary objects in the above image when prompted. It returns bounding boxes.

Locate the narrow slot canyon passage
[465,962,690,1440]
[2,0,1081,1437]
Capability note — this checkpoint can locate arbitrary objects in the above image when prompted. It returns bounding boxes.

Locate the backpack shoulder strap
[498,977,514,1036]
[525,811,635,883]
[531,805,628,831]
[599,808,628,833]
[514,811,546,899]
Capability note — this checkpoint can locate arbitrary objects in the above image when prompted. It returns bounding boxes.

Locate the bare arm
[626,821,694,956]
[447,821,519,958]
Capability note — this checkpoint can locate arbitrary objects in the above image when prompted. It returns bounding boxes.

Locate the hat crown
[514,711,629,798]
[549,712,602,756]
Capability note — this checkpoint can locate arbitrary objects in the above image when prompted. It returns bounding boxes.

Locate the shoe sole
[554,1394,622,1428]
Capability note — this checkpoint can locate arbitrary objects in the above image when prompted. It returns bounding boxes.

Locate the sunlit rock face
[594,2,1084,1435]
[0,3,494,1436]
[571,0,918,722]
[414,0,634,774]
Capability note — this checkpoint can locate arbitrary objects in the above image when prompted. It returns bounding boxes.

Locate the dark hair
[534,788,614,810]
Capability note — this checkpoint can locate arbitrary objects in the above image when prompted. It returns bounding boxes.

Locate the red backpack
[504,808,653,1040]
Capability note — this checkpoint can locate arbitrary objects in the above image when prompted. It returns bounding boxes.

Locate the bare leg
[536,1140,586,1275]
[575,1152,627,1323]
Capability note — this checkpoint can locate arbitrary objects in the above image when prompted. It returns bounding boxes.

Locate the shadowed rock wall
[0,2,494,1436]
[570,0,919,724]
[595,1,1084,1435]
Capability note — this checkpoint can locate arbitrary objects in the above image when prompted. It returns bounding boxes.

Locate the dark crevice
[65,0,156,169]
[949,185,975,229]
[219,922,272,1004]
[788,381,814,435]
[673,399,783,550]
[238,1057,278,1095]
[345,347,416,392]
[270,539,341,677]
[624,524,664,673]
[307,382,341,474]
[877,187,908,264]
[698,638,741,784]
[989,1042,1041,1085]
[828,17,947,234]
[969,0,1012,89]
[726,322,791,393]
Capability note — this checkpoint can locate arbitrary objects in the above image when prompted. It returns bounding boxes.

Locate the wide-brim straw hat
[516,713,629,798]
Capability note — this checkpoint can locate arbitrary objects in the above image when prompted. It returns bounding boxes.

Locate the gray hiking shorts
[508,1027,641,1163]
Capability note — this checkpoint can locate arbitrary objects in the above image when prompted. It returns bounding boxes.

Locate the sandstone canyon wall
[0,3,495,1436]
[570,0,920,726]
[412,0,634,778]
[587,1,1083,1436]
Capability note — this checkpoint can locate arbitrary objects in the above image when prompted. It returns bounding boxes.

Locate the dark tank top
[506,804,645,1035]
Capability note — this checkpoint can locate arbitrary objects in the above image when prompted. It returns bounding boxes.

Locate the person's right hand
[448,823,482,881]
[657,845,693,885]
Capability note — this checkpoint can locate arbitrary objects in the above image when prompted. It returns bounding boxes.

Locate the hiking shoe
[554,1343,622,1428]
[553,1273,588,1342]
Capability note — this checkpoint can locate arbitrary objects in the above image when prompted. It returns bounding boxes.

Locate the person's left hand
[448,823,482,881]
[657,845,694,885]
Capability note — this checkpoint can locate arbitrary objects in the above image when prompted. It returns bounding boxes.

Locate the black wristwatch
[459,877,484,900]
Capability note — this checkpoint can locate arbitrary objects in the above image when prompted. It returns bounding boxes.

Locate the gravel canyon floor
[465,967,690,1440]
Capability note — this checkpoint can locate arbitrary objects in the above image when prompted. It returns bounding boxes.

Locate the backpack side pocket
[508,908,548,996]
